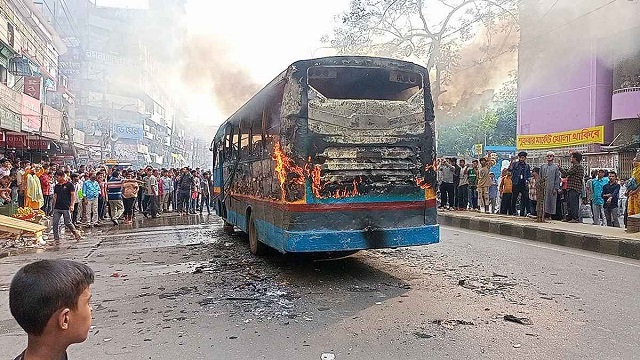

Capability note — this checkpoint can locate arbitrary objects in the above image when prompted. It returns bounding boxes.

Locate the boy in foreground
[9,259,94,360]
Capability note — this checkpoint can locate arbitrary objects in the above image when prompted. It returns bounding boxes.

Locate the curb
[438,213,640,260]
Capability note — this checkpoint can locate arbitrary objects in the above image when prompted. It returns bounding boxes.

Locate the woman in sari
[626,153,640,218]
[24,166,44,210]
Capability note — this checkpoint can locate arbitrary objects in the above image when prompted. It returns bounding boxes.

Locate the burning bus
[211,56,439,255]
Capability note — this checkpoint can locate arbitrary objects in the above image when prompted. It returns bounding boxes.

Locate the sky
[183,0,350,125]
[96,0,351,125]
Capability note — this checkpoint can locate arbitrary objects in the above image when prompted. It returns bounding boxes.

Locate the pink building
[517,1,640,172]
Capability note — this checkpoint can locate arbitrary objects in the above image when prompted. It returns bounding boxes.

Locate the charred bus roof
[214,56,431,142]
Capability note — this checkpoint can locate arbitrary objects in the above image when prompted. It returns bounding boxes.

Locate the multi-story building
[517,0,640,176]
[0,0,74,162]
[37,0,190,168]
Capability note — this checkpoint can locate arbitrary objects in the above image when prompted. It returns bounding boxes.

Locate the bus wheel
[248,215,267,256]
[223,221,234,235]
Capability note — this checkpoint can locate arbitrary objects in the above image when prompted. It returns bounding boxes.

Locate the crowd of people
[437,150,634,228]
[0,158,215,243]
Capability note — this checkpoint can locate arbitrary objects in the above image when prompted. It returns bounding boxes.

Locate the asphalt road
[0,215,638,359]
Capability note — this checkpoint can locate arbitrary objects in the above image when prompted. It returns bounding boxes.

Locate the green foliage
[437,74,517,156]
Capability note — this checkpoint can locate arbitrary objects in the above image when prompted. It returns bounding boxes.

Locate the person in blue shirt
[591,169,608,226]
[488,172,499,213]
[602,171,621,227]
[82,174,100,226]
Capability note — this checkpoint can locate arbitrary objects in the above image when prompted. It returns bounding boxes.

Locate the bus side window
[239,119,253,158]
[224,124,232,160]
[263,98,281,148]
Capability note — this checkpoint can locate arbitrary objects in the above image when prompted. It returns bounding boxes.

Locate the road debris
[321,353,336,360]
[504,314,533,325]
[413,331,434,339]
[433,319,475,329]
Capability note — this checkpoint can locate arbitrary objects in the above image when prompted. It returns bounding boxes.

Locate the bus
[211,56,439,255]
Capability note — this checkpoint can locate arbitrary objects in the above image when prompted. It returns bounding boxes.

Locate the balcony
[612,87,640,121]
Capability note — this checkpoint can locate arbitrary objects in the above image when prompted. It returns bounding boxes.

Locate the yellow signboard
[473,143,483,156]
[517,126,604,150]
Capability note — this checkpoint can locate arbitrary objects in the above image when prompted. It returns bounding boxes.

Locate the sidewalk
[438,211,640,260]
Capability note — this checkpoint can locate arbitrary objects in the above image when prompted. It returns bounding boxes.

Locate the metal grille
[318,146,418,183]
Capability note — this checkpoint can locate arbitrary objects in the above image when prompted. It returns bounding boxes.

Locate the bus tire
[223,221,235,235]
[248,214,267,256]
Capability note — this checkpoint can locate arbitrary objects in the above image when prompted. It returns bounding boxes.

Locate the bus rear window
[307,67,423,101]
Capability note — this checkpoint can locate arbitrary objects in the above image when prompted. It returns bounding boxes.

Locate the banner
[517,126,605,150]
[21,95,41,132]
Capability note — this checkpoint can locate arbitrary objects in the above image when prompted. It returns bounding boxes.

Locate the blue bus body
[212,56,439,254]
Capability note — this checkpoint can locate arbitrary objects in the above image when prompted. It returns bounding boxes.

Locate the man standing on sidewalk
[477,155,495,213]
[106,170,124,225]
[52,170,81,245]
[438,159,455,210]
[457,159,469,210]
[468,160,479,210]
[509,151,532,217]
[539,151,561,219]
[143,167,159,218]
[602,171,621,227]
[590,169,608,226]
[561,152,585,223]
[82,174,100,227]
[528,167,539,217]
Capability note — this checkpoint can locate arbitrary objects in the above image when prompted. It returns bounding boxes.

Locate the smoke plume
[182,36,261,117]
[438,17,519,115]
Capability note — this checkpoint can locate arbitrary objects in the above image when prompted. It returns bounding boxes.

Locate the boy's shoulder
[14,351,69,360]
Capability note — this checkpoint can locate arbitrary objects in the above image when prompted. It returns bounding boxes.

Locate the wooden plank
[0,215,46,233]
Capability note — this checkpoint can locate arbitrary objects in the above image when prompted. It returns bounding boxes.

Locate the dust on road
[0,216,606,359]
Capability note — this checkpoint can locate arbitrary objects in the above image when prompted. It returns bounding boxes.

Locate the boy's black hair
[9,260,94,336]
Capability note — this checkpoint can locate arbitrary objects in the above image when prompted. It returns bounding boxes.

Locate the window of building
[0,65,7,85]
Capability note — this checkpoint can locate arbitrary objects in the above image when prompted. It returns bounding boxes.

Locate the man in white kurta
[539,151,561,217]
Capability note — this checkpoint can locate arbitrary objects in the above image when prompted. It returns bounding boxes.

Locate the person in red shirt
[38,164,53,216]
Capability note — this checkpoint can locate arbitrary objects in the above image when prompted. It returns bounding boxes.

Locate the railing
[613,87,640,95]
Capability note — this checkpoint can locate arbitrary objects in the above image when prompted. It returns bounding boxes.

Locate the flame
[309,162,360,200]
[415,176,436,200]
[310,164,322,198]
[273,142,305,201]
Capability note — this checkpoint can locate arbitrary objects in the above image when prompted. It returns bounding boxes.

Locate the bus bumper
[270,223,440,253]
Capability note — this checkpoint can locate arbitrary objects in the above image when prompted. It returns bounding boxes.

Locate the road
[0,215,638,359]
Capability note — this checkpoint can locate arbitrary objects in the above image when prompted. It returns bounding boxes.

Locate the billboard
[21,95,41,133]
[41,105,62,140]
[112,122,143,140]
[516,126,605,150]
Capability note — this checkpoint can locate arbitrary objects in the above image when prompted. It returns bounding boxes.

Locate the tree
[436,72,517,156]
[326,0,519,105]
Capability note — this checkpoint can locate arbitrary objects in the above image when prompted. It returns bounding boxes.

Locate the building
[36,0,191,168]
[517,0,640,176]
[0,0,75,163]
